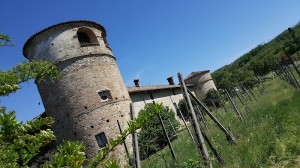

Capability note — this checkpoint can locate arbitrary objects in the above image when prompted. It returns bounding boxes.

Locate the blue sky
[1,1,300,122]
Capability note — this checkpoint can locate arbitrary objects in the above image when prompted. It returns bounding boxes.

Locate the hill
[212,22,300,89]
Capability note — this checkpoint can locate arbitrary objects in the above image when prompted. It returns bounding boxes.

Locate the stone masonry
[23,20,132,165]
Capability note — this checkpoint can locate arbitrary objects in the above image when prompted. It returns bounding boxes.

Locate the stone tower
[23,20,132,164]
[184,70,217,100]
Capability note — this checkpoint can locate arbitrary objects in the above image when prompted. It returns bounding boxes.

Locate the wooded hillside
[212,22,300,89]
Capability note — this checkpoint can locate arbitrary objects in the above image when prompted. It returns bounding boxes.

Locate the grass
[141,78,300,167]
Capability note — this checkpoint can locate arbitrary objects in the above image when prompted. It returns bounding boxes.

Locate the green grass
[141,78,300,168]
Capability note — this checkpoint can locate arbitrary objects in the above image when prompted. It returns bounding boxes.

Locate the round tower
[23,20,132,164]
[184,70,217,100]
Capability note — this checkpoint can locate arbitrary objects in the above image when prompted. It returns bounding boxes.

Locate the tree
[0,32,14,46]
[0,108,56,167]
[0,60,61,96]
[0,33,62,167]
[203,89,219,107]
[0,33,89,167]
[138,103,179,159]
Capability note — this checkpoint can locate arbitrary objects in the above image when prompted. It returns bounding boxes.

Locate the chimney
[167,76,175,85]
[133,79,140,87]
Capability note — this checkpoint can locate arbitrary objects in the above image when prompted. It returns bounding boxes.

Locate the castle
[23,20,216,164]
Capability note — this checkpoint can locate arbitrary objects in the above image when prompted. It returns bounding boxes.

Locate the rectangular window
[97,89,112,102]
[95,132,108,148]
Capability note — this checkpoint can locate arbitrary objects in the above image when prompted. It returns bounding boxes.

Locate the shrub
[138,103,179,159]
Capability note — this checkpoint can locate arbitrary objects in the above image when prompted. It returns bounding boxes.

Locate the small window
[95,132,108,148]
[98,89,112,102]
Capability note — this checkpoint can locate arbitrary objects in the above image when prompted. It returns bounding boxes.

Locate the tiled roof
[23,20,106,58]
[127,84,194,93]
[184,70,210,81]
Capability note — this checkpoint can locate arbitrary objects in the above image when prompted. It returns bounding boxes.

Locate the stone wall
[129,87,194,123]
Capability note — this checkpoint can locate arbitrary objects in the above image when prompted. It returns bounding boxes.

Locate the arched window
[77,27,99,46]
[77,32,91,44]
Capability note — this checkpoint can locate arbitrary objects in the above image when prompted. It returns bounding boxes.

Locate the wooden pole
[130,104,141,168]
[210,99,222,119]
[236,85,246,100]
[196,106,209,130]
[117,120,129,156]
[172,102,195,142]
[282,46,300,78]
[282,66,298,88]
[225,89,244,122]
[200,125,225,165]
[150,99,177,160]
[240,85,253,102]
[157,111,177,160]
[178,73,212,167]
[146,88,177,160]
[251,77,263,95]
[169,95,195,142]
[187,89,236,143]
[168,118,181,142]
[281,66,293,84]
[285,65,300,88]
[243,83,258,102]
[214,90,228,112]
[234,89,250,113]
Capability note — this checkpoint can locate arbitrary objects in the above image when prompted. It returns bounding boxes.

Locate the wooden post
[147,89,177,160]
[178,73,212,167]
[172,102,195,142]
[282,66,298,88]
[281,66,293,84]
[285,65,300,88]
[130,104,141,168]
[214,90,228,112]
[241,85,253,102]
[157,111,177,160]
[187,89,236,143]
[282,46,300,78]
[243,83,258,101]
[236,85,246,100]
[168,118,181,142]
[169,95,195,142]
[210,99,222,119]
[200,125,225,165]
[196,106,209,130]
[251,77,263,96]
[225,89,244,122]
[117,120,129,156]
[234,89,250,113]
[150,99,177,161]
